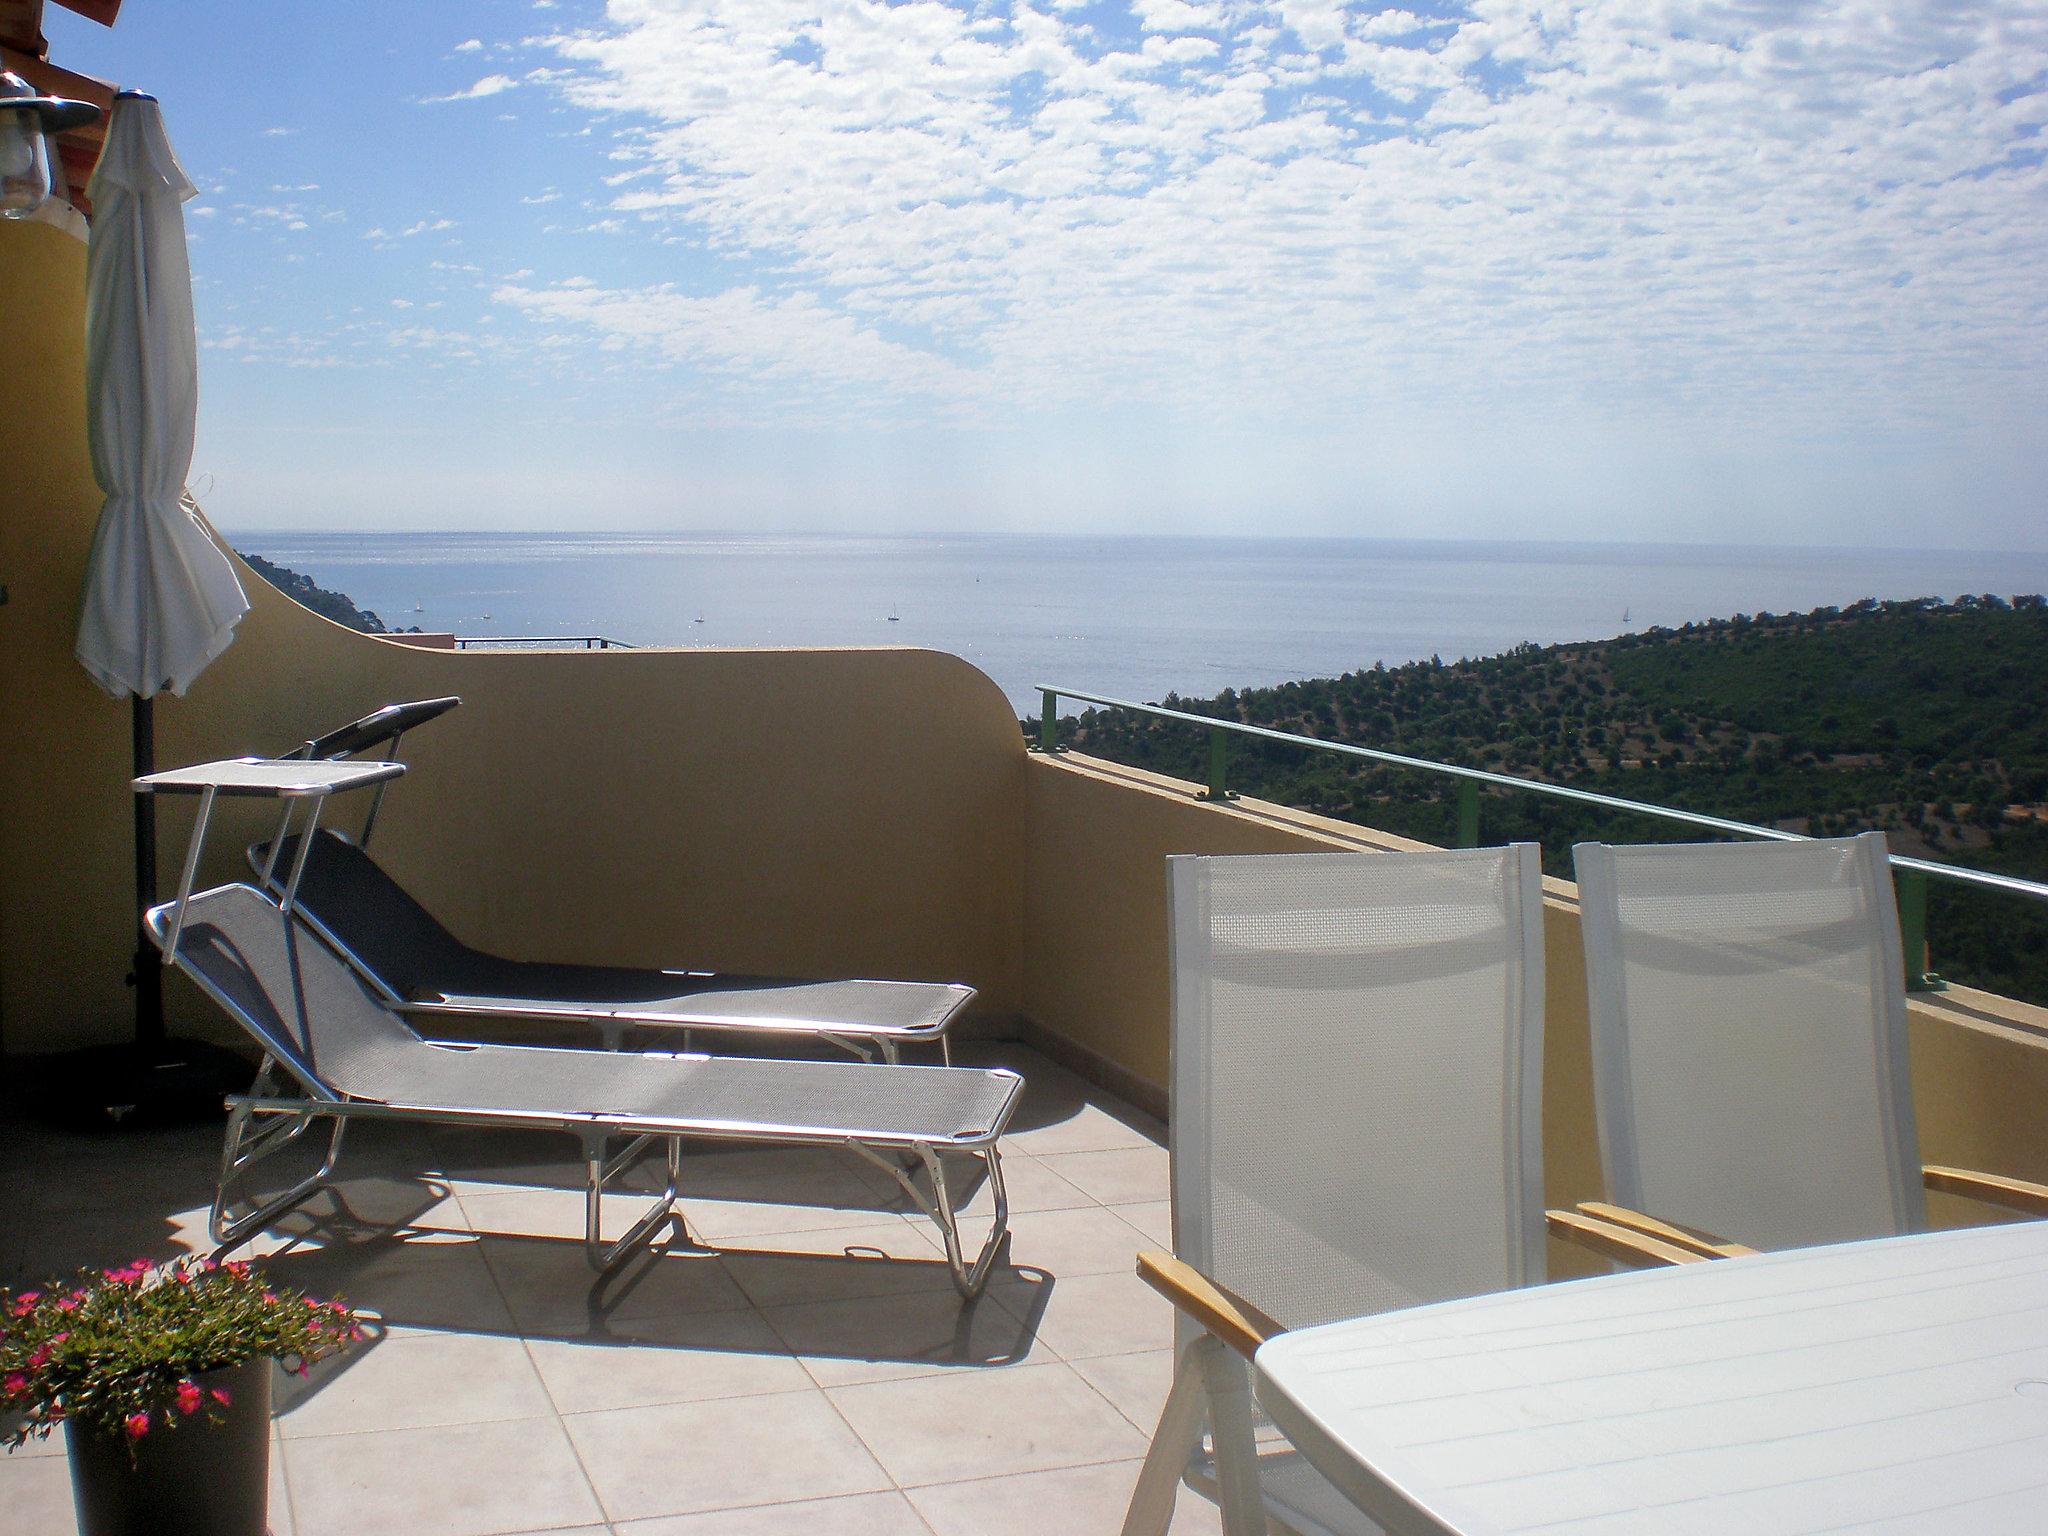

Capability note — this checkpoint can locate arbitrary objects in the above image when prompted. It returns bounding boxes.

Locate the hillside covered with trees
[239,552,391,634]
[1033,596,2048,1004]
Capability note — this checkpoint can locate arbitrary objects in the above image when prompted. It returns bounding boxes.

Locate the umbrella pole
[131,692,164,1054]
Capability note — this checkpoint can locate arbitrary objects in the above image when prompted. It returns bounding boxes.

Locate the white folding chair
[1123,846,1687,1536]
[1573,831,2048,1259]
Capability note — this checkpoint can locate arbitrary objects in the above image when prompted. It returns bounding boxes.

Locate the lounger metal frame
[138,755,1012,1295]
[165,903,1011,1291]
[204,1061,1010,1288]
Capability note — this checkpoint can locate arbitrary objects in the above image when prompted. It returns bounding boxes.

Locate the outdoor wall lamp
[0,70,101,220]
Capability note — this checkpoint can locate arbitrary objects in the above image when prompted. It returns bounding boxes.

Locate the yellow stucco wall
[0,218,1027,1057]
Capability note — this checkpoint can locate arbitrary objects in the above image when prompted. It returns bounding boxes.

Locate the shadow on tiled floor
[1,1042,1222,1535]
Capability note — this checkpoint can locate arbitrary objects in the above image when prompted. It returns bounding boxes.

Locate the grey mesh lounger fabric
[153,883,1018,1293]
[249,830,974,1061]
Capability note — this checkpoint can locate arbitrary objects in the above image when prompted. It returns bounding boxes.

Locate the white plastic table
[1255,1221,2048,1536]
[134,756,407,956]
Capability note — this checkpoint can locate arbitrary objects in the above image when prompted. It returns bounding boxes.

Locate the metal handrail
[1032,683,2048,992]
[452,635,633,650]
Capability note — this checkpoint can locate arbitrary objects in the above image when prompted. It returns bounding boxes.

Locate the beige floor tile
[719,1221,968,1308]
[254,1230,516,1334]
[526,1312,812,1413]
[460,1185,682,1245]
[1004,1098,1166,1157]
[283,1416,602,1536]
[1072,1349,1178,1434]
[681,1143,886,1192]
[680,1181,915,1243]
[565,1389,890,1523]
[1000,1205,1155,1278]
[763,1285,1048,1387]
[616,1489,932,1535]
[1108,1200,1174,1248]
[0,1450,80,1534]
[937,1151,1092,1218]
[1035,1147,1170,1207]
[907,1458,1224,1535]
[481,1235,754,1341]
[277,1330,553,1438]
[270,1430,298,1536]
[990,1268,1174,1361]
[827,1360,1145,1487]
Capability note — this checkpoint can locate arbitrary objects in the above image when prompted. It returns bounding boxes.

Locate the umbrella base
[12,1040,253,1129]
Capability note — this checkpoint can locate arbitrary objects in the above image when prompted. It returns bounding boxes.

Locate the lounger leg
[819,1032,882,1063]
[211,1098,348,1253]
[1121,1339,1207,1536]
[852,1142,1010,1298]
[581,1132,681,1271]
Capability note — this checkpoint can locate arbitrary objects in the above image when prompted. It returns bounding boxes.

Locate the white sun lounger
[137,758,1018,1294]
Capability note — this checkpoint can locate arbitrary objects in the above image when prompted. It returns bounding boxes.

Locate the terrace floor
[1,1041,1220,1535]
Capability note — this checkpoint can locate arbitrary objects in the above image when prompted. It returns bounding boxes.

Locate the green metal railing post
[1038,690,1059,755]
[1202,727,1230,801]
[1895,871,1944,992]
[1455,780,1480,848]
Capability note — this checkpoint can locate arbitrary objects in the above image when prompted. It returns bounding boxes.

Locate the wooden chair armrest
[1545,1209,1709,1268]
[1575,1201,1760,1260]
[1923,1165,2048,1218]
[1134,1251,1284,1359]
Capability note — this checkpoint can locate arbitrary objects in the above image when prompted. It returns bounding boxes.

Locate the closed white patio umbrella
[74,91,248,1085]
[77,90,246,699]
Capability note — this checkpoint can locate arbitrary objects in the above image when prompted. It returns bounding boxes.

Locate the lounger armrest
[1574,1201,1760,1260]
[1545,1209,1708,1268]
[1134,1251,1284,1359]
[1923,1165,2048,1217]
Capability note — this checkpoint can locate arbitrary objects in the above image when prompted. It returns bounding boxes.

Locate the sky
[45,0,2048,547]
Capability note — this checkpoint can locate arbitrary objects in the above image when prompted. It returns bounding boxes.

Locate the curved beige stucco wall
[0,218,1027,1057]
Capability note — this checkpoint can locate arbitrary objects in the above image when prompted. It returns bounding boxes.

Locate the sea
[226,531,2048,717]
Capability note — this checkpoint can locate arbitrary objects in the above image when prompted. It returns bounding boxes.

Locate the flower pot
[65,1358,272,1536]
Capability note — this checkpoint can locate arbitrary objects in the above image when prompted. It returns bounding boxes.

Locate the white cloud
[512,0,2046,448]
[422,74,518,104]
[493,281,984,411]
[454,38,483,52]
[400,217,458,237]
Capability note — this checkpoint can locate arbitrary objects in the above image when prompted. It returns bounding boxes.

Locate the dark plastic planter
[66,1358,272,1536]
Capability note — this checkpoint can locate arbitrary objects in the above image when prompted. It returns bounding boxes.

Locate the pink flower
[175,1380,203,1415]
[124,1412,150,1439]
[2,1373,27,1399]
[209,1387,232,1406]
[11,1292,41,1317]
[55,1296,78,1313]
[26,1344,50,1370]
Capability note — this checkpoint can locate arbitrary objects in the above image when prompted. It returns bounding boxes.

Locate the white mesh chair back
[1169,845,1548,1333]
[1574,832,1923,1252]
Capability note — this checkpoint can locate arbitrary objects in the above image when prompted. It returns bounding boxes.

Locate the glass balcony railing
[1032,684,2048,998]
